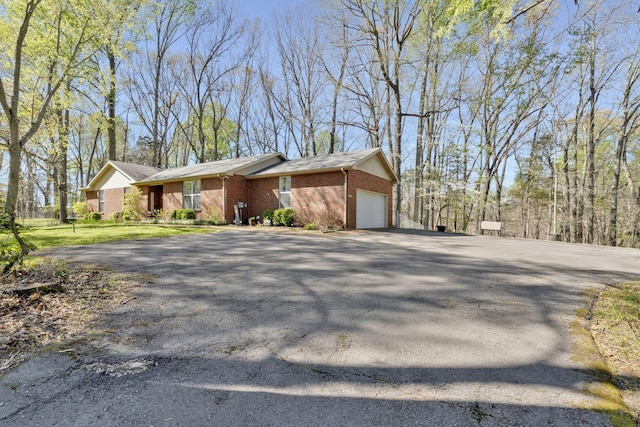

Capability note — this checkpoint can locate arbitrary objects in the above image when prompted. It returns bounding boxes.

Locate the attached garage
[356,189,387,229]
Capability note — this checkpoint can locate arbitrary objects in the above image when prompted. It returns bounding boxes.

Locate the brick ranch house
[83,148,398,229]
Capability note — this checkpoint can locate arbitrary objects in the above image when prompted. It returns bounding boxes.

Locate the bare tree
[175,1,248,163]
[125,0,194,167]
[609,35,640,245]
[274,6,328,157]
[342,0,422,223]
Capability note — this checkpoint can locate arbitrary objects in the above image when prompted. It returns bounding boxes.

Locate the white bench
[480,221,502,236]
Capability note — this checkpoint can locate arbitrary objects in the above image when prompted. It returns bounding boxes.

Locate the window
[98,190,104,213]
[183,180,201,210]
[279,176,291,209]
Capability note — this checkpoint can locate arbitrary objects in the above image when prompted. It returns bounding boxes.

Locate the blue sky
[237,0,304,20]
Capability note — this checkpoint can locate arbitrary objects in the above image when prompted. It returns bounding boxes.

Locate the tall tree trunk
[495,157,509,222]
[107,47,117,161]
[389,66,403,227]
[413,69,428,225]
[56,107,70,223]
[609,122,627,246]
[584,46,596,244]
[5,135,31,269]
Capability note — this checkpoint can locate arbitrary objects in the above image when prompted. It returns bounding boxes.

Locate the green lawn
[19,222,220,249]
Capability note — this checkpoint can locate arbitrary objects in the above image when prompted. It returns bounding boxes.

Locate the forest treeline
[1,0,639,248]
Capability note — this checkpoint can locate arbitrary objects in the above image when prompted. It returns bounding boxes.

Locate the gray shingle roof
[110,161,162,182]
[135,153,283,184]
[249,148,384,177]
[86,149,395,191]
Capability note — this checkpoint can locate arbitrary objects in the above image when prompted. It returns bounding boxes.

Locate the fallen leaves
[0,260,140,372]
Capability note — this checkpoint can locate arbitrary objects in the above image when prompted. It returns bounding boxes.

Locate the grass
[592,282,640,383]
[18,221,220,249]
[577,281,640,426]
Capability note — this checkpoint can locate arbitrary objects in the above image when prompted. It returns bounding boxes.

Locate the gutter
[341,168,348,229]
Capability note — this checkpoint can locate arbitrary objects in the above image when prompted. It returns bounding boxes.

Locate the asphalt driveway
[1,229,638,426]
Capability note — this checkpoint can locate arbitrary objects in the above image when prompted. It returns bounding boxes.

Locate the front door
[148,186,163,212]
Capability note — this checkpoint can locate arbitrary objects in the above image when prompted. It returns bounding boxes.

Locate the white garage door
[356,190,387,229]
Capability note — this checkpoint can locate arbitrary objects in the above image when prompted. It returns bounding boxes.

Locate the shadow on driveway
[2,229,638,426]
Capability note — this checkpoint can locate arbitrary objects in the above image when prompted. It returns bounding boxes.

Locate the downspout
[217,174,227,222]
[341,168,348,229]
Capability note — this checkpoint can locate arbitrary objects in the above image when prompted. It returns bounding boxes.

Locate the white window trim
[183,180,201,210]
[279,176,291,209]
[98,190,105,213]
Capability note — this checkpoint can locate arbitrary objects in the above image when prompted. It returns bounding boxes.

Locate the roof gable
[84,161,162,191]
[110,161,163,182]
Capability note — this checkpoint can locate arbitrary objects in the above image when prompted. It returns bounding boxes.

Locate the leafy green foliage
[86,212,102,222]
[201,206,226,224]
[171,209,196,220]
[71,201,90,217]
[263,209,275,221]
[192,219,225,226]
[273,208,296,227]
[83,212,102,222]
[43,204,60,219]
[0,214,37,275]
[122,188,146,221]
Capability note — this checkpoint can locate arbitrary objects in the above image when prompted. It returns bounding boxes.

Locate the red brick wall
[163,182,182,214]
[248,172,346,226]
[85,191,98,213]
[291,172,345,226]
[225,175,249,223]
[102,188,125,217]
[347,169,394,229]
[248,177,279,219]
[200,178,224,220]
[85,187,139,218]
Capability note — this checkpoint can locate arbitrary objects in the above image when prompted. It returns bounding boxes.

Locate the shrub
[282,208,296,226]
[296,208,343,231]
[273,208,295,227]
[72,201,90,217]
[182,209,196,220]
[108,211,123,222]
[202,206,226,225]
[304,223,319,230]
[263,209,274,221]
[153,209,169,220]
[209,215,227,226]
[272,209,283,225]
[83,212,101,222]
[122,188,147,222]
[171,209,196,220]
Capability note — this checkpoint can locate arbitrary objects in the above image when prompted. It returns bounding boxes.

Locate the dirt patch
[0,259,142,373]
